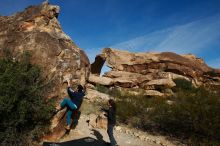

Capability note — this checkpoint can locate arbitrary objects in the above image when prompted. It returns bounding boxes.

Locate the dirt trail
[56,114,183,146]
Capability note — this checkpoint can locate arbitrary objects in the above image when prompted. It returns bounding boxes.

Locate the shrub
[95,85,161,129]
[95,84,110,94]
[0,52,54,146]
[96,85,121,97]
[173,78,194,91]
[80,100,101,115]
[151,79,220,145]
[95,81,220,145]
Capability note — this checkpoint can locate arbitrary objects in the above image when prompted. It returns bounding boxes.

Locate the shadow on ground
[43,137,110,146]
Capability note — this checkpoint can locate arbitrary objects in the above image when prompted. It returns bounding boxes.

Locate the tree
[0,52,54,146]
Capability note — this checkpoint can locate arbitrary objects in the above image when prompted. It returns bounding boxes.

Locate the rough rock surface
[85,88,111,101]
[89,74,114,86]
[87,113,108,130]
[0,2,90,141]
[90,48,220,95]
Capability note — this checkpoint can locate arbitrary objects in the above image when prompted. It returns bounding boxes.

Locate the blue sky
[0,0,220,69]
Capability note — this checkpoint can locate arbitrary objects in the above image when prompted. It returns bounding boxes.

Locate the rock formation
[0,1,90,141]
[90,48,220,96]
[1,1,220,143]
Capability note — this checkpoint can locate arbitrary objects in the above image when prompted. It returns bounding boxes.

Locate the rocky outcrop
[89,74,114,86]
[0,2,90,141]
[90,48,220,96]
[85,88,111,101]
[87,113,108,130]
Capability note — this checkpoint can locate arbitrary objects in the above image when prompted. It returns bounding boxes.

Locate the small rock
[145,136,150,141]
[134,133,140,137]
[146,107,153,112]
[115,126,122,131]
[166,100,174,105]
[86,83,95,89]
[138,135,145,141]
[87,114,97,128]
[161,143,167,146]
[126,141,131,144]
[156,140,162,145]
[125,129,131,134]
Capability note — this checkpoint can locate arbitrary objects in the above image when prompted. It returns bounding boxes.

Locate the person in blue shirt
[57,79,85,130]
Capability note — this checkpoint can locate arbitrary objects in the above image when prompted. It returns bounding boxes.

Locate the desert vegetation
[96,79,220,145]
[0,52,55,146]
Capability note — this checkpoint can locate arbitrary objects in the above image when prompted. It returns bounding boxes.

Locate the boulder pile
[90,48,220,96]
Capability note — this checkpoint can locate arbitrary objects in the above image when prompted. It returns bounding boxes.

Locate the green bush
[95,84,110,94]
[0,52,54,146]
[116,93,167,130]
[151,79,220,145]
[95,85,161,129]
[96,85,121,97]
[95,81,220,145]
[173,78,194,91]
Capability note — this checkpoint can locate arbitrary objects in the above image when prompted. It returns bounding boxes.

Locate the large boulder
[145,79,176,88]
[90,48,220,94]
[0,2,90,141]
[87,113,108,130]
[85,88,111,101]
[89,74,113,86]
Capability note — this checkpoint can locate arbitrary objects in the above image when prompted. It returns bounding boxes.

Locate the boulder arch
[91,55,106,75]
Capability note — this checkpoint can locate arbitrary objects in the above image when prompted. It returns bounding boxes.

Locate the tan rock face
[89,74,114,86]
[90,48,220,94]
[87,113,108,130]
[144,90,164,97]
[85,88,111,101]
[0,2,90,141]
[145,79,176,88]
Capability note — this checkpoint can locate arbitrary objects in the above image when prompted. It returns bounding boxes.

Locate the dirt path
[55,114,183,146]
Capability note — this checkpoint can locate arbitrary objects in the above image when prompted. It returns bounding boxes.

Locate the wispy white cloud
[110,28,171,52]
[155,14,220,54]
[110,14,220,55]
[85,14,220,73]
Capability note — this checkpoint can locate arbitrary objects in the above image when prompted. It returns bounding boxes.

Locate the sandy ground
[52,114,183,146]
